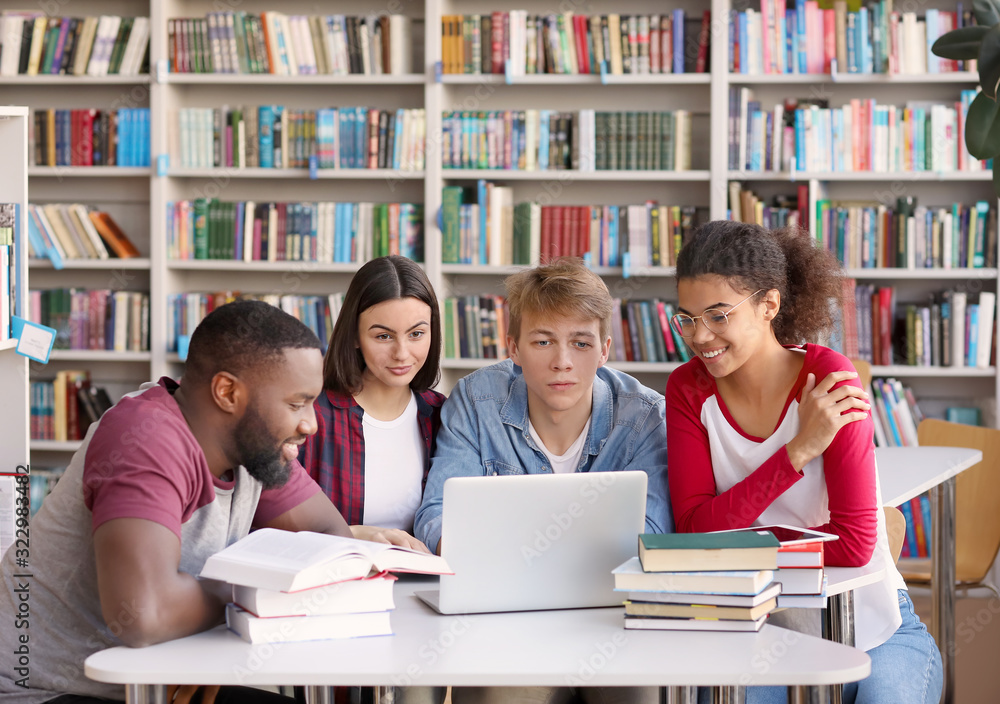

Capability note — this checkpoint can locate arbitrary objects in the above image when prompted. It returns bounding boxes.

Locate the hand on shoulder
[351,524,431,553]
[786,371,870,472]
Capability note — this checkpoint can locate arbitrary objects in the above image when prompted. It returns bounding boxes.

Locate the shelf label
[156,154,169,177]
[600,60,609,85]
[309,156,319,180]
[622,252,631,279]
[434,61,443,83]
[583,252,593,269]
[504,60,512,85]
[177,335,190,362]
[11,317,55,364]
[155,59,169,84]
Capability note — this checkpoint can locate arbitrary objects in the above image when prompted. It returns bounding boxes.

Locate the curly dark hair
[675,220,844,344]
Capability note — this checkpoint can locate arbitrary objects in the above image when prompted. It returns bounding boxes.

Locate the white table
[86,580,870,704]
[876,445,983,704]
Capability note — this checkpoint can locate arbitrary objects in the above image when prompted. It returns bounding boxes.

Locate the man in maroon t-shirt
[0,300,352,704]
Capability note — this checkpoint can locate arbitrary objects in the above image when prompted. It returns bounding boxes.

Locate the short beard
[232,403,292,489]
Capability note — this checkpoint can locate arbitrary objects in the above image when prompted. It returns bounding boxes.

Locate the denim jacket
[414,359,672,551]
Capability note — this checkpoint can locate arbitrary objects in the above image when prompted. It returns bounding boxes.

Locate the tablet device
[722,525,839,546]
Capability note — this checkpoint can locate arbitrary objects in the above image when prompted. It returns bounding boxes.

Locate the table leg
[931,477,956,704]
[305,686,334,704]
[823,589,855,704]
[710,685,743,703]
[787,686,831,704]
[664,686,695,703]
[125,684,168,704]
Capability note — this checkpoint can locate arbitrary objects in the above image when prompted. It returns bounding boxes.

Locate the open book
[200,528,452,592]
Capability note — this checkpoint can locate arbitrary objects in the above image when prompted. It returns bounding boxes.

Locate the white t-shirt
[362,392,425,531]
[528,417,590,474]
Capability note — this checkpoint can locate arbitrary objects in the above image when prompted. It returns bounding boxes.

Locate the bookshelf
[0,106,29,475]
[11,0,1000,466]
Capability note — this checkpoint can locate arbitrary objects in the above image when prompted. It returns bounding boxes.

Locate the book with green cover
[638,531,779,573]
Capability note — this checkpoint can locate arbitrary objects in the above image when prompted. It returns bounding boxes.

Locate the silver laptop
[416,471,647,614]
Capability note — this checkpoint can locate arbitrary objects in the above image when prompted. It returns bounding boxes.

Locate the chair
[898,419,1000,599]
[883,506,906,564]
[848,358,872,390]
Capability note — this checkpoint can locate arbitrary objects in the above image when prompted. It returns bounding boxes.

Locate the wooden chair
[897,419,1000,599]
[848,358,872,390]
[883,506,906,564]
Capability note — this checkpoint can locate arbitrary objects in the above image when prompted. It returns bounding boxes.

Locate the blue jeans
[737,590,943,704]
[698,589,944,704]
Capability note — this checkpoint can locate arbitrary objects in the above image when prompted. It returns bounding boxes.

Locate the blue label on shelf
[11,317,56,364]
[505,60,512,85]
[309,155,319,180]
[622,252,631,279]
[600,60,609,85]
[177,335,190,362]
[434,61,443,83]
[156,154,169,177]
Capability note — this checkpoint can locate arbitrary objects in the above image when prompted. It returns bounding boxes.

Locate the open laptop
[416,471,647,614]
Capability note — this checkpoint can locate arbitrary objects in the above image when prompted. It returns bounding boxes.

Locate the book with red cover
[776,541,824,569]
[695,11,710,73]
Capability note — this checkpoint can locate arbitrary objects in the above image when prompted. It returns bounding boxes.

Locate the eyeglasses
[670,290,764,338]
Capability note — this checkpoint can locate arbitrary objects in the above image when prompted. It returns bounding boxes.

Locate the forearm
[672,447,801,533]
[116,573,229,648]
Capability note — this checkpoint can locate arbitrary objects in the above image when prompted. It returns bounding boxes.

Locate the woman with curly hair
[665,220,942,704]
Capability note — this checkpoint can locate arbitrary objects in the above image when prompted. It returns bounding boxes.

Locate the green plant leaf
[974,0,1000,26]
[980,25,1000,98]
[932,27,990,60]
[965,92,1000,159]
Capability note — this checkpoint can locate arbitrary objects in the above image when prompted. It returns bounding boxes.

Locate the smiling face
[676,275,779,379]
[357,297,433,393]
[233,346,323,488]
[507,310,611,424]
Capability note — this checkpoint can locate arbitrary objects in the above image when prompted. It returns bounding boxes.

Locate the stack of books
[774,539,827,609]
[613,532,780,632]
[200,528,452,644]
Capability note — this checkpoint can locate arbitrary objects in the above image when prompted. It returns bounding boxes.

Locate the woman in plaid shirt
[299,255,444,552]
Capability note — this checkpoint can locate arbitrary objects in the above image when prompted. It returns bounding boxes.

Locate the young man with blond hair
[414,258,670,704]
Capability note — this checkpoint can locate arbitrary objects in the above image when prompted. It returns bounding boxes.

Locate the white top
[84,578,871,688]
[528,417,589,474]
[362,392,425,531]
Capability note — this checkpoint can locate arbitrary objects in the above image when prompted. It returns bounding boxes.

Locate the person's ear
[762,289,781,322]
[599,335,611,366]
[210,371,246,415]
[507,334,520,366]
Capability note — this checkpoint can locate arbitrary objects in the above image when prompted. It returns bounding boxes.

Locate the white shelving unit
[0,106,29,471]
[18,0,1000,464]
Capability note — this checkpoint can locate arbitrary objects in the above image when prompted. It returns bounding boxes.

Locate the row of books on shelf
[834,282,997,368]
[730,91,984,174]
[441,184,699,267]
[443,295,694,365]
[29,371,114,443]
[442,109,693,172]
[166,200,424,263]
[441,10,710,76]
[0,14,149,77]
[28,289,149,352]
[727,183,808,230]
[26,204,141,267]
[731,1,973,76]
[32,108,151,168]
[815,197,998,271]
[900,494,933,560]
[171,106,426,171]
[168,12,413,76]
[0,204,15,341]
[167,292,344,355]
